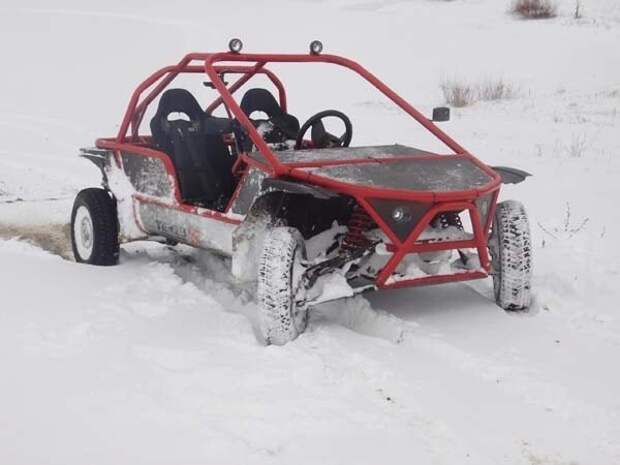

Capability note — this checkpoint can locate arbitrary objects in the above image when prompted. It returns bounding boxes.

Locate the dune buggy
[71,40,532,345]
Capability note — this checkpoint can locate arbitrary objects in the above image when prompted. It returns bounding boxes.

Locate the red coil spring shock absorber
[342,205,376,252]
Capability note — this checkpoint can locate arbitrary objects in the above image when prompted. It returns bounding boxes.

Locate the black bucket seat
[240,88,300,144]
[150,89,236,209]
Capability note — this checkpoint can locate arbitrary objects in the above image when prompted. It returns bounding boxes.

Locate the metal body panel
[261,178,336,199]
[138,202,236,255]
[491,166,532,184]
[121,152,174,198]
[306,156,491,192]
[368,198,431,242]
[79,147,114,186]
[248,144,435,165]
[231,167,267,215]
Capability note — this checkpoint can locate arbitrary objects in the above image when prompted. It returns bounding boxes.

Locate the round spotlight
[228,38,243,53]
[392,207,410,223]
[309,40,323,55]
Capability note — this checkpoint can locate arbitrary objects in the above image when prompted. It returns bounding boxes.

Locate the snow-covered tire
[257,227,308,345]
[489,200,532,311]
[70,188,119,266]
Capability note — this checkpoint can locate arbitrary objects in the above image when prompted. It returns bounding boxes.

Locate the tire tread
[257,227,307,345]
[491,200,532,311]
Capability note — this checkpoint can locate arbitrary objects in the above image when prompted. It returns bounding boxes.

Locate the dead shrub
[440,81,476,107]
[567,134,587,158]
[478,80,515,101]
[441,79,516,107]
[511,0,557,19]
[574,0,582,19]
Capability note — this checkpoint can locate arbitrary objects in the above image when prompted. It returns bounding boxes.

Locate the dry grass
[511,0,557,19]
[440,81,476,107]
[537,202,590,242]
[567,134,587,158]
[478,80,515,101]
[441,79,516,107]
[574,0,582,19]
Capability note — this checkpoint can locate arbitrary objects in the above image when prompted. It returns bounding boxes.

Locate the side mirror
[432,107,450,122]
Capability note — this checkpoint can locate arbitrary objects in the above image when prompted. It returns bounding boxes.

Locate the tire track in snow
[122,244,265,340]
[130,244,423,345]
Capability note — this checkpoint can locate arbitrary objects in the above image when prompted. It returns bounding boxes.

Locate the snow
[418,224,472,242]
[1,0,620,464]
[106,159,148,241]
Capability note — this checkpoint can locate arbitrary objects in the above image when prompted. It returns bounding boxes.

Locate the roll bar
[117,51,470,176]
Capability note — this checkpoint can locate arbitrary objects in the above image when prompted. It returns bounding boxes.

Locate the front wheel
[257,227,308,345]
[489,200,532,311]
[70,188,119,265]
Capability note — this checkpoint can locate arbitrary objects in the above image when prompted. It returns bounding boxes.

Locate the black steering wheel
[295,110,353,150]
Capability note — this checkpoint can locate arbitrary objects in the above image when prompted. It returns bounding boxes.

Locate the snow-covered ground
[1,1,619,464]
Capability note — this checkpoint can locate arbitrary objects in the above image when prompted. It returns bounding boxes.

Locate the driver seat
[150,89,236,209]
[240,88,300,141]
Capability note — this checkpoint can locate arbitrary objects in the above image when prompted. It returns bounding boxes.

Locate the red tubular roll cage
[97,51,502,289]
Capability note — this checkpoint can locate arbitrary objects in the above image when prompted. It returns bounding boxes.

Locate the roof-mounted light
[309,40,323,55]
[228,38,243,54]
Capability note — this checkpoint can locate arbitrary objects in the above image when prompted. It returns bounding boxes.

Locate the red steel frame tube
[365,200,492,287]
[204,64,288,115]
[117,56,288,144]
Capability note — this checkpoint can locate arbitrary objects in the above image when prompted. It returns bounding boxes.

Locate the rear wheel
[489,200,532,311]
[71,188,119,265]
[257,227,308,345]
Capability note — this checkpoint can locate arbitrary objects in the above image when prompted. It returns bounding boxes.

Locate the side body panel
[138,202,236,255]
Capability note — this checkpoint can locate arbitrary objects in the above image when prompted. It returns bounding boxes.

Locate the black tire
[70,188,119,266]
[257,227,308,345]
[489,200,532,311]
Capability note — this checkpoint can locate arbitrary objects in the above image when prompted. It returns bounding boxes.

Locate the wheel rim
[74,205,94,260]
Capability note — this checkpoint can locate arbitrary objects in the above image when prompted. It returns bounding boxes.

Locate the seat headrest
[155,88,204,122]
[150,89,204,152]
[240,88,283,118]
